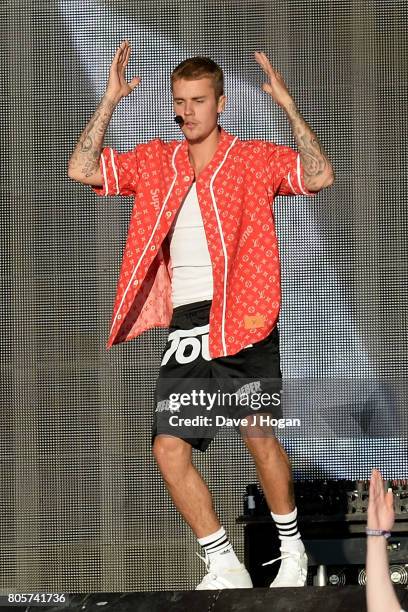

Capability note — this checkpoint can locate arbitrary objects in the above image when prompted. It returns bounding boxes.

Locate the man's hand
[367,468,395,532]
[105,40,141,104]
[254,51,292,109]
[254,50,335,191]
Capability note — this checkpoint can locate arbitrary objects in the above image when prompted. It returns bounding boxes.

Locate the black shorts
[152,300,283,452]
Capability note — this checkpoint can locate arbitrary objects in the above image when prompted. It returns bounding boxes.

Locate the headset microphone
[174,115,184,126]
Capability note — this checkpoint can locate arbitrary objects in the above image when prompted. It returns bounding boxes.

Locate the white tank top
[168,182,213,307]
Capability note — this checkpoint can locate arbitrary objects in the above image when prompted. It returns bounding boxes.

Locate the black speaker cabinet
[237,516,408,587]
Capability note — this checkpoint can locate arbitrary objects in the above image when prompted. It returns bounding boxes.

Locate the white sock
[271,507,305,553]
[198,526,242,569]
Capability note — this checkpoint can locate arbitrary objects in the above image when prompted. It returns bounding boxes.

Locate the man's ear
[218,94,226,113]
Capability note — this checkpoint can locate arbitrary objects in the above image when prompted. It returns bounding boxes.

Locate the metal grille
[1,0,407,593]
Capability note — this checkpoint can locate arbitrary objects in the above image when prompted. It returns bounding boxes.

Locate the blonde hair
[171,57,224,100]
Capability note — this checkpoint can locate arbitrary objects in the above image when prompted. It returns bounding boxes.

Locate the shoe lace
[262,550,300,567]
[196,551,211,570]
[196,552,219,581]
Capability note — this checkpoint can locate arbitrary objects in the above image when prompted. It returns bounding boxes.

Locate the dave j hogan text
[168,415,300,429]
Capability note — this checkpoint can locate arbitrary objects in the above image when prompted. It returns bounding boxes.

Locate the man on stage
[68,40,334,589]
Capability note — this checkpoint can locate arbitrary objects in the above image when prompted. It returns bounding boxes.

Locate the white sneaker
[263,546,308,587]
[195,552,253,590]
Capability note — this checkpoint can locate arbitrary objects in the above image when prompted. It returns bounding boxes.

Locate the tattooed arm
[68,40,140,186]
[282,100,335,191]
[254,51,335,191]
[67,94,119,185]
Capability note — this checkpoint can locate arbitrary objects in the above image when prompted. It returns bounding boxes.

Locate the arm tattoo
[68,95,118,178]
[285,102,333,189]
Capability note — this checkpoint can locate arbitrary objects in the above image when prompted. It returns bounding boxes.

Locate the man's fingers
[260,52,273,71]
[118,40,129,59]
[117,48,127,73]
[255,51,277,81]
[129,76,141,91]
[123,44,131,68]
[112,46,123,65]
[112,41,126,67]
[121,42,132,70]
[255,51,272,68]
[254,52,268,71]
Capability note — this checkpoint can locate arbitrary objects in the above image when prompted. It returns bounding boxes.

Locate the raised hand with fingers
[367,468,395,532]
[106,40,141,103]
[254,51,293,109]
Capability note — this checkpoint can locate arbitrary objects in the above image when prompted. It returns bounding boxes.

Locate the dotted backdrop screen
[1,0,407,593]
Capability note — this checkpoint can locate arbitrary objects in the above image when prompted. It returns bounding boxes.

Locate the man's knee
[241,423,280,464]
[152,435,192,472]
[240,414,277,442]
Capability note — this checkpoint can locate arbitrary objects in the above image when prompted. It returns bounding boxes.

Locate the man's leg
[152,300,252,588]
[152,433,253,589]
[240,417,308,587]
[152,434,220,537]
[240,421,294,514]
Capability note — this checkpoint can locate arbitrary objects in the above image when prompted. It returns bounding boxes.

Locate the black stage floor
[1,586,407,611]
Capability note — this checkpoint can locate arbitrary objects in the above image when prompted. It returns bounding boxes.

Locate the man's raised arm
[254,51,335,192]
[67,40,140,186]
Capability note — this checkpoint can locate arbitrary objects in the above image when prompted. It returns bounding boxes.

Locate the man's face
[172,77,226,143]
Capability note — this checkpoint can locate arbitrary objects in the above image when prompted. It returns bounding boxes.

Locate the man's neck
[187,125,221,177]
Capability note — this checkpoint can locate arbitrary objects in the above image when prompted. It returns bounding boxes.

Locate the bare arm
[254,51,335,191]
[366,469,402,612]
[67,94,119,186]
[281,101,334,191]
[67,39,140,186]
[366,538,401,612]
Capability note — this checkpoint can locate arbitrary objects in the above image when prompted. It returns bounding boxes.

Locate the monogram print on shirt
[92,130,317,357]
[161,324,211,366]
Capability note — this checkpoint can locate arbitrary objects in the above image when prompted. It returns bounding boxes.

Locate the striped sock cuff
[198,526,225,547]
[271,507,301,541]
[198,526,232,556]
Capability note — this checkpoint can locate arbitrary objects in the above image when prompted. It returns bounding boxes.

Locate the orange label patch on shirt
[244,313,266,329]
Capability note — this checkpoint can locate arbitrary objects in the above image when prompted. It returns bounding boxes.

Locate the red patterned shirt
[92,128,317,358]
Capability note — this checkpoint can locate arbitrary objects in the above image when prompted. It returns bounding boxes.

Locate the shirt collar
[177,127,237,180]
